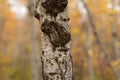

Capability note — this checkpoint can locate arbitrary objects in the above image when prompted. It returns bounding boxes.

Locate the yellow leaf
[88,49,93,57]
[112,59,120,70]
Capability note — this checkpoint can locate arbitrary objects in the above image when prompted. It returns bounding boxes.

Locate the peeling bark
[34,0,73,80]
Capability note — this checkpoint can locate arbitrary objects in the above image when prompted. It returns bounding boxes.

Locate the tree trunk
[30,17,41,80]
[111,0,120,80]
[30,15,42,80]
[28,0,42,80]
[87,22,95,80]
[19,43,25,80]
[34,0,73,80]
[81,0,118,79]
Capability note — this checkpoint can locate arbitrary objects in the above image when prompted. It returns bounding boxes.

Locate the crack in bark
[41,56,45,80]
[55,57,67,80]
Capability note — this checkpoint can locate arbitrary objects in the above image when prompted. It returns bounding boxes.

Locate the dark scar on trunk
[41,0,68,17]
[41,19,71,51]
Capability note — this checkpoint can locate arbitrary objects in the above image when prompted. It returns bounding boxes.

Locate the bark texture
[34,0,73,80]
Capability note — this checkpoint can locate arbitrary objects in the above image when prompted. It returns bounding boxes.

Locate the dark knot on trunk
[41,0,68,17]
[41,19,71,51]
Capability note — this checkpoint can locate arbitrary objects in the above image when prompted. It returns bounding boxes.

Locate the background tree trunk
[86,22,95,80]
[29,0,42,80]
[111,0,120,79]
[34,0,73,80]
[81,0,118,79]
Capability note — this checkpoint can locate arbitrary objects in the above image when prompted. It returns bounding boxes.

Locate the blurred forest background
[0,0,120,80]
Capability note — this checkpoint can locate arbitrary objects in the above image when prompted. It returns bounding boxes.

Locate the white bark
[19,43,25,80]
[111,0,120,60]
[111,0,120,79]
[29,0,42,80]
[87,22,95,80]
[30,18,41,80]
[30,15,41,80]
[34,0,73,80]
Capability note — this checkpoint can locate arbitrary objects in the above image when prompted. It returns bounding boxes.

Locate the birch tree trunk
[86,22,95,80]
[81,0,117,79]
[33,0,73,80]
[111,0,120,79]
[19,43,25,80]
[0,18,4,41]
[0,18,4,31]
[28,0,42,80]
[30,14,41,80]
